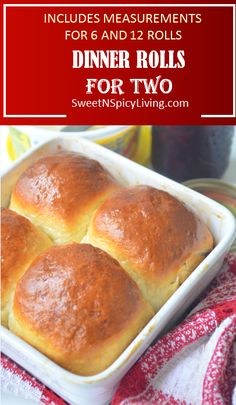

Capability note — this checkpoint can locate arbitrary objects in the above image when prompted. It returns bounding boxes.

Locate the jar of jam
[151,126,234,182]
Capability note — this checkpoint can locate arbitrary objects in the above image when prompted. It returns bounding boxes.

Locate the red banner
[1,1,235,125]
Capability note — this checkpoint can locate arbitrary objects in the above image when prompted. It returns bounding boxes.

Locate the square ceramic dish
[1,136,236,405]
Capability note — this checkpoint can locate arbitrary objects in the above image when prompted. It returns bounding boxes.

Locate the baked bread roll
[10,152,120,244]
[1,208,52,327]
[85,186,214,311]
[9,243,154,376]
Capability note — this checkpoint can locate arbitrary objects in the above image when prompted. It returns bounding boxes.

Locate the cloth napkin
[1,254,236,405]
[113,254,236,405]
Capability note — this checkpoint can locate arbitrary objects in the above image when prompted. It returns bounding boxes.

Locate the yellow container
[7,126,151,166]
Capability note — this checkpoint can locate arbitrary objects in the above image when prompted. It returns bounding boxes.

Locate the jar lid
[183,178,236,253]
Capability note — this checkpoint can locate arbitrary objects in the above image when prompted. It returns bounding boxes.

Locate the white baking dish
[1,136,236,405]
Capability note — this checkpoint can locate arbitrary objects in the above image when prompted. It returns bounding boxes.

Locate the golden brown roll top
[1,208,52,327]
[9,243,154,376]
[86,186,214,311]
[10,152,120,244]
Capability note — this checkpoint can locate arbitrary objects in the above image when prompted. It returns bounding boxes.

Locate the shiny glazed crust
[86,186,214,310]
[10,152,120,244]
[1,208,52,327]
[9,244,154,376]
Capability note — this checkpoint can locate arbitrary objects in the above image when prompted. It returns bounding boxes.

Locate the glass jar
[151,126,234,182]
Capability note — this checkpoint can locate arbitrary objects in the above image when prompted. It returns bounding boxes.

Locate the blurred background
[1,124,236,218]
[1,125,236,180]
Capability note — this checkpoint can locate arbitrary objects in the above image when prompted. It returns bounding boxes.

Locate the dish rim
[1,135,235,385]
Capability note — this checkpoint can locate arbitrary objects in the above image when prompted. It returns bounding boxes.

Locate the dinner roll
[1,208,52,327]
[85,186,214,311]
[10,152,120,244]
[9,243,154,376]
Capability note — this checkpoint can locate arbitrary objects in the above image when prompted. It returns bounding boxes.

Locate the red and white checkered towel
[1,255,236,405]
